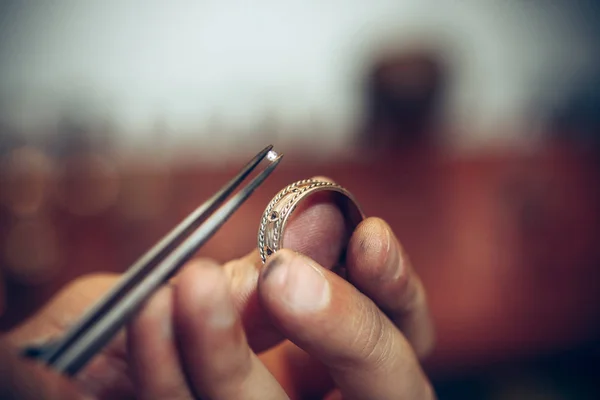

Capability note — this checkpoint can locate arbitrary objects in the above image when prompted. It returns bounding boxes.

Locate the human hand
[4,179,435,399]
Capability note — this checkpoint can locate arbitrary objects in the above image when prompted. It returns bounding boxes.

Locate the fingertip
[176,259,222,303]
[258,249,296,295]
[348,218,401,281]
[175,260,236,332]
[259,249,291,285]
[131,286,173,340]
[259,249,331,320]
[354,218,389,260]
[282,191,347,269]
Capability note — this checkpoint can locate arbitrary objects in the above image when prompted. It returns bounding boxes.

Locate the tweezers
[22,145,282,377]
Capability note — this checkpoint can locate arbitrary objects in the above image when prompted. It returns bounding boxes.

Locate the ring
[258,178,365,264]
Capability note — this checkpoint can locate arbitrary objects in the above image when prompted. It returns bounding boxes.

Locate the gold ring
[258,179,365,264]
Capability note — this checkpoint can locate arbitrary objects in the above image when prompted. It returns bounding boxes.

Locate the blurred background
[1,0,600,398]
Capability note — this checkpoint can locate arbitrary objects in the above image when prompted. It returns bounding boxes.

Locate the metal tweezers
[23,145,282,377]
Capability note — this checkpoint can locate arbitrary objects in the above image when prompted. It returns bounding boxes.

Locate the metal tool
[22,145,282,376]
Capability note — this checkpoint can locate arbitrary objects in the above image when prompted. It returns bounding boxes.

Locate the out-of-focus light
[1,146,55,216]
[116,163,171,221]
[54,153,120,216]
[3,219,61,285]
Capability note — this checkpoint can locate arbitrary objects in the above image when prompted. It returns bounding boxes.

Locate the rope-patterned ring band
[258,178,365,264]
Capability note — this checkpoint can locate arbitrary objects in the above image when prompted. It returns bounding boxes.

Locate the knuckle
[350,301,396,371]
[210,345,254,386]
[223,259,247,285]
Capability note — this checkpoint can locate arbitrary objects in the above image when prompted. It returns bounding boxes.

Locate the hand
[4,180,435,399]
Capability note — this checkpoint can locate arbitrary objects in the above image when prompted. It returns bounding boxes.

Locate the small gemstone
[269,211,279,221]
[266,248,273,255]
[266,150,278,162]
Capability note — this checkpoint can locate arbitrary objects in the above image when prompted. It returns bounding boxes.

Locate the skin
[2,177,435,399]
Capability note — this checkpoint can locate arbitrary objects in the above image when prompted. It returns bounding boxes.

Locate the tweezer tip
[266,148,283,162]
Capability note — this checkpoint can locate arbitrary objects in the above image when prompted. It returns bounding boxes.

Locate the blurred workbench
[1,139,599,379]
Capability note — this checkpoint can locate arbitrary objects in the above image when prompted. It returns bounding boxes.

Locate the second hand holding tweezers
[23,145,282,376]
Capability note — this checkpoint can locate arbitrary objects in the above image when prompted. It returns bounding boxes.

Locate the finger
[128,285,193,400]
[258,250,435,400]
[174,261,287,400]
[222,253,282,353]
[281,188,348,270]
[346,217,435,358]
[259,340,334,399]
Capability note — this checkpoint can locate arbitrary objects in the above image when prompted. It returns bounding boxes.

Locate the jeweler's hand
[3,179,435,399]
[261,217,435,399]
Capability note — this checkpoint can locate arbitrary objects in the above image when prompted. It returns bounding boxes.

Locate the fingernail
[262,252,287,282]
[263,252,330,313]
[382,223,401,281]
